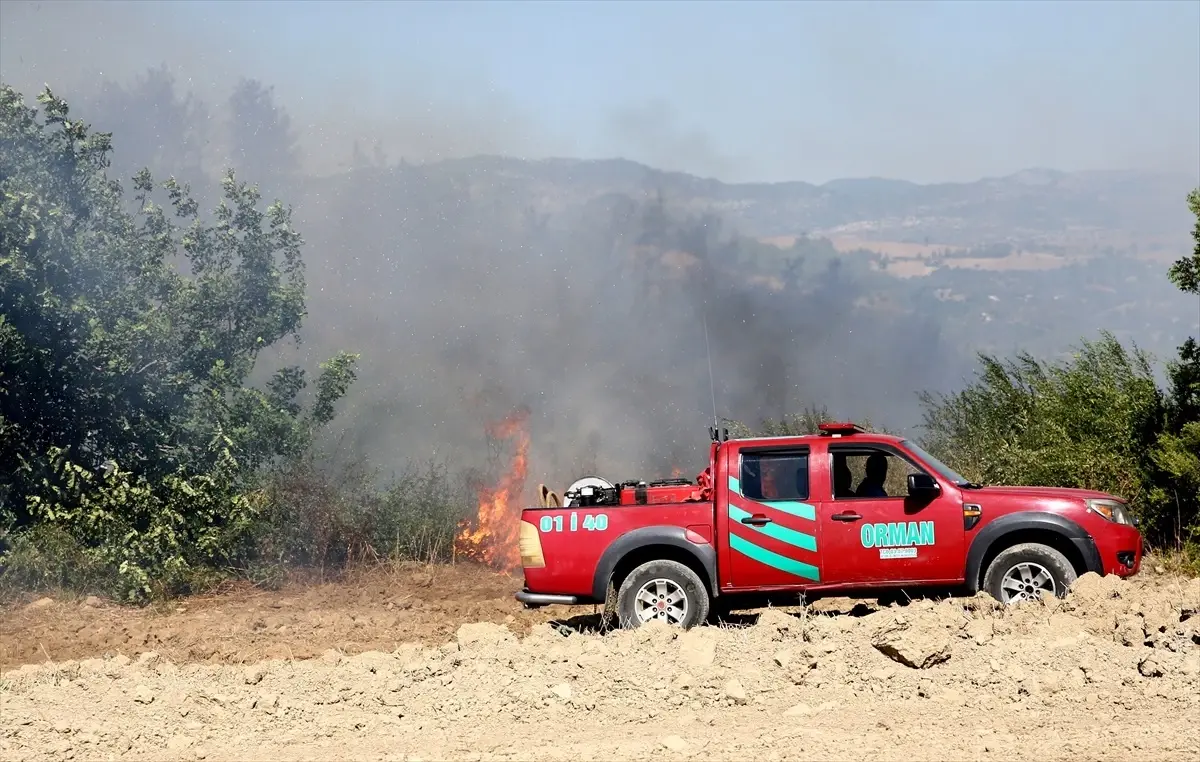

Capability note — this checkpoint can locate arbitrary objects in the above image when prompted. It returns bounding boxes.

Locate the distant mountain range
[399,157,1196,257]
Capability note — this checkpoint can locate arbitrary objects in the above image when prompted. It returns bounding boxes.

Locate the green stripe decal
[729,505,817,552]
[727,474,815,520]
[729,534,821,581]
[759,500,817,521]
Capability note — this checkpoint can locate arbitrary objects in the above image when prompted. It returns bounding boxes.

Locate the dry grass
[827,237,966,259]
[1143,547,1200,578]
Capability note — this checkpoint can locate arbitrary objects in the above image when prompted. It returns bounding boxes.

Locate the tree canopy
[0,84,356,599]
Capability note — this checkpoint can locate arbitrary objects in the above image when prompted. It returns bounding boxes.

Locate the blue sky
[2,0,1197,183]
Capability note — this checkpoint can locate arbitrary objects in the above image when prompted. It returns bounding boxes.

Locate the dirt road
[3,570,1199,761]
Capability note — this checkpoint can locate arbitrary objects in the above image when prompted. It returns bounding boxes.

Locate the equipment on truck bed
[559,474,705,507]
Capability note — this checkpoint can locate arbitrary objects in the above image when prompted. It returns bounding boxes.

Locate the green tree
[917,333,1165,529]
[1166,189,1200,294]
[1149,188,1200,544]
[0,84,356,599]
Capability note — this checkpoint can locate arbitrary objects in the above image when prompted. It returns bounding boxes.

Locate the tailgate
[519,502,715,601]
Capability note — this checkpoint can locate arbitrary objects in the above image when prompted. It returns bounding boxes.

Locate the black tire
[982,542,1078,604]
[616,559,710,629]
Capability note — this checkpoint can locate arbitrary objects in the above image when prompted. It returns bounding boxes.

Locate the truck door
[819,443,965,585]
[724,446,823,589]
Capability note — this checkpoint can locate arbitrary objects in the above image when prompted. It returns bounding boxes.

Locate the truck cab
[516,423,1144,629]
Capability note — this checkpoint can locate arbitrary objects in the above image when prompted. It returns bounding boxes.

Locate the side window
[741,450,809,501]
[831,447,923,499]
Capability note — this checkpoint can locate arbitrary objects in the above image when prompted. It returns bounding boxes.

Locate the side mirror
[908,473,940,496]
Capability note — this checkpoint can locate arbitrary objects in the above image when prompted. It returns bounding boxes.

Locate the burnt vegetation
[1,73,1198,602]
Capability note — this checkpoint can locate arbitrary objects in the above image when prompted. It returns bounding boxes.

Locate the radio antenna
[703,310,718,431]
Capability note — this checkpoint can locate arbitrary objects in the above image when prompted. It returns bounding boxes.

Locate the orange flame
[671,466,683,478]
[454,408,531,572]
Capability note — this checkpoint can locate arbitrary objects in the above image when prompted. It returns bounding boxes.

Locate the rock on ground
[871,617,953,669]
[3,572,1199,761]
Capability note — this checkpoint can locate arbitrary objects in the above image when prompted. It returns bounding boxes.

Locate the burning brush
[453,407,531,573]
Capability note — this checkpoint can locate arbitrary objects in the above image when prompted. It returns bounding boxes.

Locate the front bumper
[515,589,580,608]
[1114,534,1143,575]
[1094,524,1143,577]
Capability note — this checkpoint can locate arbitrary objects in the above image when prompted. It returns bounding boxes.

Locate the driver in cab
[854,452,889,497]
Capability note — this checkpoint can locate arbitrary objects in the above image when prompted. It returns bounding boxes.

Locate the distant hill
[398,157,1196,257]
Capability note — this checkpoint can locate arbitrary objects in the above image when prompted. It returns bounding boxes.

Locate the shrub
[252,455,473,574]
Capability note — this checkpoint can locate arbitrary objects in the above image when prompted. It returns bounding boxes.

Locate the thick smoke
[274,166,967,490]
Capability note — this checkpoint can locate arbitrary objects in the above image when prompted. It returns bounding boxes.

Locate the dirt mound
[4,572,1199,761]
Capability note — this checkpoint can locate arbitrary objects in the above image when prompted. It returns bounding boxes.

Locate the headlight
[1086,499,1133,525]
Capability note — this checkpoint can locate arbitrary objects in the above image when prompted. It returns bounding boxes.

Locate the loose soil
[0,562,570,670]
[3,568,1199,761]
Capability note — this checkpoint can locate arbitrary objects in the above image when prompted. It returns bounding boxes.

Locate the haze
[2,0,1196,183]
[2,0,1198,491]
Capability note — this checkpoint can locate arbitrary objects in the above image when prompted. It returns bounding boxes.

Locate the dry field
[3,566,1199,761]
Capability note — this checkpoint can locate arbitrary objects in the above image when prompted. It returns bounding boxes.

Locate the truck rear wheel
[616,559,710,629]
[982,542,1077,604]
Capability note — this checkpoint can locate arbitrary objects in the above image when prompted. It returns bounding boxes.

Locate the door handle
[741,514,772,527]
[832,512,863,522]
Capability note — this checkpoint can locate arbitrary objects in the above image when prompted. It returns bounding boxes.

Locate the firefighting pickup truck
[515,423,1143,628]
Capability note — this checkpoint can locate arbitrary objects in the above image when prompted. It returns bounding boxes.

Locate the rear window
[740,451,810,501]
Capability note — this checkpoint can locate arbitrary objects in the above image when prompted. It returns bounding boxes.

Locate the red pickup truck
[515,423,1143,628]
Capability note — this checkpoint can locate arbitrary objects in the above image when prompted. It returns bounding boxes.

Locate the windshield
[901,440,972,486]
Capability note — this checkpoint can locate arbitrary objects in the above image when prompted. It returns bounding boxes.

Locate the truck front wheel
[616,559,710,629]
[982,542,1077,604]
